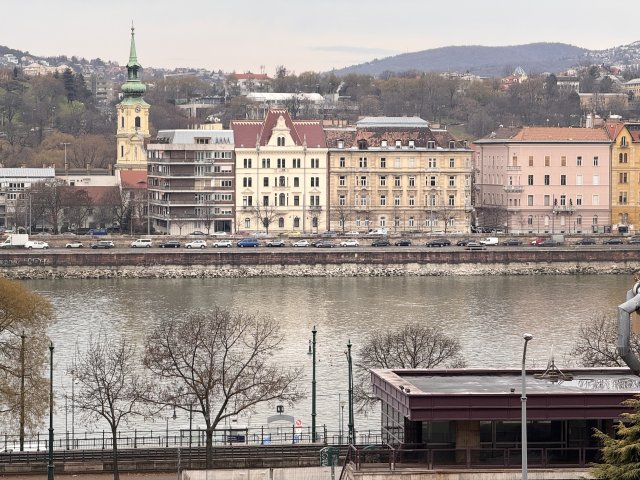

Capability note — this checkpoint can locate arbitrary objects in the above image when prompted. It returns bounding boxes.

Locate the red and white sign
[295,419,302,428]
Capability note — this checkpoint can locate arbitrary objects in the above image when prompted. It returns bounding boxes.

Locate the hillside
[333,43,589,77]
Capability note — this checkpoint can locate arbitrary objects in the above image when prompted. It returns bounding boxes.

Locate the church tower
[116,26,150,169]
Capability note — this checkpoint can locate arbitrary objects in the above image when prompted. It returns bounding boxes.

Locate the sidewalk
[0,474,179,480]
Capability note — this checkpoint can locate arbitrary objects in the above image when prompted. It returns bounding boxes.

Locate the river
[23,274,637,437]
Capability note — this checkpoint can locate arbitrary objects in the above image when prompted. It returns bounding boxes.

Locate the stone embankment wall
[0,250,639,279]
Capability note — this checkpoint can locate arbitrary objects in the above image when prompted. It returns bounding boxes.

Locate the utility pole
[61,143,70,181]
[47,342,54,480]
[311,325,317,442]
[19,332,25,451]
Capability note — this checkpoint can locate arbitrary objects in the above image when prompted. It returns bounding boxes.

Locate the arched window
[278,217,285,228]
[293,217,300,228]
[121,116,124,128]
[135,116,141,128]
[121,145,124,158]
[527,215,533,225]
[312,217,318,228]
[279,193,285,206]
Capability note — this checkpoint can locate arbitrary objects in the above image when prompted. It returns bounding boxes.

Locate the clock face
[135,106,141,113]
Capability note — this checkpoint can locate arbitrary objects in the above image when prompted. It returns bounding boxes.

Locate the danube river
[24,274,637,437]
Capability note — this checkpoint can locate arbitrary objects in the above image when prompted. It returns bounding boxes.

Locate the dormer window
[408,140,415,149]
[358,140,368,150]
[277,136,285,146]
[449,140,456,149]
[395,140,402,148]
[381,140,388,148]
[621,136,627,147]
[427,141,436,149]
[337,140,344,149]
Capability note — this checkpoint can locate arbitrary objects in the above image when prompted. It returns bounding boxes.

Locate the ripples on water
[27,274,635,435]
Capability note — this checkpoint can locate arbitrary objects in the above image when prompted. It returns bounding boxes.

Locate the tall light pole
[521,333,533,480]
[311,325,317,442]
[19,332,25,452]
[61,143,70,177]
[346,339,355,444]
[47,342,54,480]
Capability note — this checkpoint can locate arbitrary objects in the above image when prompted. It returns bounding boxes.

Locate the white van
[130,238,153,248]
[479,237,499,246]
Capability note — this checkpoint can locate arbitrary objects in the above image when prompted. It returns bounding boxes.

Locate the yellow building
[116,27,150,169]
[231,109,328,234]
[325,117,473,234]
[610,122,640,231]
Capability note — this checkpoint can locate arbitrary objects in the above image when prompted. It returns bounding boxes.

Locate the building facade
[326,117,473,234]
[474,127,612,234]
[115,27,150,170]
[231,109,328,234]
[0,167,55,230]
[610,122,640,231]
[146,127,235,235]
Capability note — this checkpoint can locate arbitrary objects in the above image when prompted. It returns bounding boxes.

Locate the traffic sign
[295,419,302,427]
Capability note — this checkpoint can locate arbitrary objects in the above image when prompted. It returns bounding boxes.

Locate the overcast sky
[4,0,638,75]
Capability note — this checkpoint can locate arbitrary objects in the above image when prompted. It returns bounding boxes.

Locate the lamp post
[311,325,317,442]
[346,339,355,444]
[19,332,25,452]
[47,342,54,480]
[521,333,533,480]
[61,143,70,179]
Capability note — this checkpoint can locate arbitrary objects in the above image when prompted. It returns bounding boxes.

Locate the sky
[3,0,639,75]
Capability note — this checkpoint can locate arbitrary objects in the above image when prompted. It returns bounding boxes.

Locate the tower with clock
[116,26,150,169]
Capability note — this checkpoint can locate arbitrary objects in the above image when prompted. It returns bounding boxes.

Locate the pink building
[474,127,612,234]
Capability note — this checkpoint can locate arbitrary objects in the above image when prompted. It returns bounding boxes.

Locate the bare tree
[143,307,303,468]
[171,215,189,236]
[62,188,93,233]
[73,334,148,480]
[570,312,640,367]
[101,187,131,233]
[331,203,352,233]
[201,201,216,235]
[252,201,279,234]
[435,204,457,234]
[355,324,465,411]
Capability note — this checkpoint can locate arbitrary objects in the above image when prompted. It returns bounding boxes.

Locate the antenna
[534,346,573,383]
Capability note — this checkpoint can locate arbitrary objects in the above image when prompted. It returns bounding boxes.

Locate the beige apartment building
[231,109,328,234]
[608,121,640,231]
[325,117,474,234]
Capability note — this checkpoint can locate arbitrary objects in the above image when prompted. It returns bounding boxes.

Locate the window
[360,196,367,206]
[448,176,455,187]
[311,158,320,168]
[339,195,345,206]
[512,155,518,166]
[121,145,124,158]
[528,175,534,186]
[619,192,628,205]
[545,156,550,167]
[620,172,628,183]
[310,195,320,206]
[592,195,599,206]
[244,218,251,228]
[279,193,286,206]
[279,176,286,187]
[561,156,566,167]
[560,195,566,206]
[244,158,252,168]
[429,176,437,187]
[408,216,415,227]
[358,140,368,150]
[221,179,232,187]
[622,136,628,147]
[409,176,416,187]
[380,195,386,206]
[261,158,270,168]
[359,157,368,168]
[527,215,533,225]
[292,158,301,168]
[394,158,401,168]
[576,215,582,225]
[380,157,386,168]
[544,195,550,206]
[294,177,300,187]
[409,158,416,168]
[544,175,550,185]
[337,140,344,149]
[381,140,388,148]
[277,158,286,168]
[429,195,437,206]
[339,176,346,187]
[409,196,415,206]
[394,195,401,206]
[576,195,582,206]
[593,156,599,166]
[278,217,285,228]
[262,196,269,206]
[242,196,253,206]
[427,141,435,149]
[428,158,437,168]
[576,156,582,166]
[263,177,269,187]
[593,215,599,225]
[528,195,534,206]
[311,177,320,187]
[448,195,455,206]
[593,175,600,186]
[409,140,415,149]
[293,195,300,206]
[339,157,346,168]
[528,156,534,166]
[380,176,387,186]
[395,140,402,148]
[394,176,401,187]
[359,176,367,187]
[449,158,455,168]
[560,175,566,186]
[576,175,583,185]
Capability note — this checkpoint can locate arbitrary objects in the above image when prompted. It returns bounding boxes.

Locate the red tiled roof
[120,169,148,189]
[231,109,326,148]
[604,120,625,140]
[511,127,611,142]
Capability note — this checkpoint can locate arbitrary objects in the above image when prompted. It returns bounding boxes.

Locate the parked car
[237,238,260,248]
[604,237,624,245]
[130,238,153,248]
[159,241,181,248]
[530,237,547,245]
[426,238,451,247]
[91,240,115,249]
[456,238,472,246]
[292,239,310,247]
[395,239,412,246]
[629,236,640,244]
[65,241,84,248]
[576,237,596,245]
[185,239,207,249]
[211,231,228,237]
[315,240,335,248]
[267,239,286,247]
[479,237,499,246]
[340,239,359,247]
[212,239,233,248]
[371,238,390,247]
[465,242,486,250]
[190,231,207,236]
[502,238,523,246]
[24,240,49,249]
[538,239,559,247]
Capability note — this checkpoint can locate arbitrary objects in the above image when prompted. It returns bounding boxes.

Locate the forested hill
[332,43,589,77]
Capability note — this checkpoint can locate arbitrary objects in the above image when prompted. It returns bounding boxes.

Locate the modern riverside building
[325,117,473,234]
[607,121,640,233]
[474,127,612,234]
[0,167,55,230]
[146,126,235,235]
[231,109,328,234]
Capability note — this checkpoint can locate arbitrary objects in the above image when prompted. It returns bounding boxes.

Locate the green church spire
[121,25,147,98]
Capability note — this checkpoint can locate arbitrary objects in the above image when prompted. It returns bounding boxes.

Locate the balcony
[506,165,521,171]
[553,205,575,213]
[503,185,524,193]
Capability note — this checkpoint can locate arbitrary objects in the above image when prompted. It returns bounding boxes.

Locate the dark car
[576,237,596,245]
[159,240,181,248]
[266,239,286,247]
[91,240,115,249]
[237,238,260,248]
[394,239,412,246]
[315,240,335,248]
[372,239,390,247]
[456,238,472,246]
[502,238,523,246]
[628,236,640,244]
[538,239,558,247]
[190,230,207,236]
[604,237,624,245]
[426,238,451,247]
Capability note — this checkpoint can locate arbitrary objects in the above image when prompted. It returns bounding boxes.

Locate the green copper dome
[121,26,147,97]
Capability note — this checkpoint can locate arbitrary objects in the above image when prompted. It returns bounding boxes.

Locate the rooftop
[356,116,430,129]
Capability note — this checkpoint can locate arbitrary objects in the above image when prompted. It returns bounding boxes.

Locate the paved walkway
[1,474,179,480]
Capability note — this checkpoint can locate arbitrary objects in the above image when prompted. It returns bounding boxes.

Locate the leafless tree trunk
[252,201,279,234]
[143,307,303,468]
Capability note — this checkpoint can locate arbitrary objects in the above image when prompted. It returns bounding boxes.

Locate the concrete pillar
[455,420,481,465]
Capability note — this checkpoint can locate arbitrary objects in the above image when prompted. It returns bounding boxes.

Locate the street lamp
[47,342,54,480]
[311,325,317,442]
[521,333,533,480]
[61,143,70,177]
[345,339,355,444]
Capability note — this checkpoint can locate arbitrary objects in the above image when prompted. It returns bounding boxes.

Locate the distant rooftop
[0,167,55,178]
[155,129,234,145]
[356,117,430,129]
